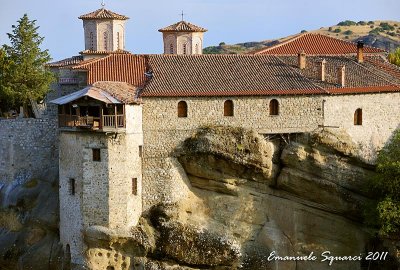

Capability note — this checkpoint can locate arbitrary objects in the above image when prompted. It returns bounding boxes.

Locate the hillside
[204,20,400,54]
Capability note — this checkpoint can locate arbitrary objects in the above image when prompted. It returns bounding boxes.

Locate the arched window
[224,100,234,116]
[354,108,362,125]
[177,101,187,117]
[103,32,108,51]
[89,32,94,50]
[183,44,187,55]
[269,99,279,115]
[170,44,174,54]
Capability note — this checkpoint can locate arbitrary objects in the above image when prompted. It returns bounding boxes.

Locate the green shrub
[219,42,226,46]
[365,129,400,235]
[367,21,375,25]
[343,30,353,35]
[300,30,307,33]
[380,22,395,31]
[357,21,367,26]
[334,28,342,33]
[337,20,357,26]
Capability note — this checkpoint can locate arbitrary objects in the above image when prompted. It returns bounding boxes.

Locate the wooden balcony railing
[58,114,125,130]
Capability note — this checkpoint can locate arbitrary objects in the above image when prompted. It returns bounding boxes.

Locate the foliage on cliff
[388,47,400,67]
[368,130,400,235]
[0,14,54,115]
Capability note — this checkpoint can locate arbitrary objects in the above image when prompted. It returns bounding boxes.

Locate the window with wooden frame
[92,148,101,162]
[354,108,362,125]
[224,100,234,116]
[269,99,279,116]
[177,101,188,117]
[69,178,75,195]
[132,178,138,195]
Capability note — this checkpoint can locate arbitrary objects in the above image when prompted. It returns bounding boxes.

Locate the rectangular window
[139,146,143,158]
[69,178,75,195]
[92,148,101,162]
[132,178,137,195]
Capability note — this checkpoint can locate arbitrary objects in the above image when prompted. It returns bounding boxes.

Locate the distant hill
[204,20,400,54]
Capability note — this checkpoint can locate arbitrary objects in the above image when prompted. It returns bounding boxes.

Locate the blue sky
[0,0,399,60]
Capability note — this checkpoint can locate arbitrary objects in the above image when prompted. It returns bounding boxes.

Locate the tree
[367,130,400,235]
[388,47,400,67]
[0,14,54,116]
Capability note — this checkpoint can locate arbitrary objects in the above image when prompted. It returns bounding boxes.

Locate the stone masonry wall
[0,118,58,185]
[324,92,400,162]
[141,95,323,210]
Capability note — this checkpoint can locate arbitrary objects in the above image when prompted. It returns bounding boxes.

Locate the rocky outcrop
[1,126,399,269]
[0,174,62,270]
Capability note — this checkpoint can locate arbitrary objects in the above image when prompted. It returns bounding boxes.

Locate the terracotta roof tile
[159,21,207,32]
[72,54,147,87]
[79,49,131,55]
[91,81,139,103]
[142,55,324,97]
[47,56,83,68]
[79,8,129,20]
[253,33,385,55]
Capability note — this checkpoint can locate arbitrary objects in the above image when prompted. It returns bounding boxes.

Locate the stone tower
[79,7,129,59]
[52,82,143,269]
[159,20,207,55]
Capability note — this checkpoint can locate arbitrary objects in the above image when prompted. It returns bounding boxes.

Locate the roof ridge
[253,33,305,55]
[351,58,400,87]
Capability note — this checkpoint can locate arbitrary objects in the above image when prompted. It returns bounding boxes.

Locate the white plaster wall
[324,92,400,162]
[163,34,176,54]
[112,20,126,50]
[97,21,112,51]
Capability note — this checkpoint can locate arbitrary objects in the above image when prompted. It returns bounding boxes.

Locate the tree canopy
[367,130,400,235]
[0,14,54,116]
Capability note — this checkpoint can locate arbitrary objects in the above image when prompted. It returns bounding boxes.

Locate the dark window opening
[269,99,279,115]
[69,179,75,195]
[92,148,101,162]
[224,100,234,116]
[354,108,362,125]
[132,178,137,195]
[139,146,143,158]
[178,101,187,117]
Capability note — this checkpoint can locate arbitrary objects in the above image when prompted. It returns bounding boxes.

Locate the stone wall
[0,118,58,185]
[324,92,400,162]
[141,95,323,210]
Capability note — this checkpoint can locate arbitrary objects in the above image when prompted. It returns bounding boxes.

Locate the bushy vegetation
[365,130,400,235]
[0,14,54,116]
[337,20,357,26]
[334,28,342,33]
[343,30,353,35]
[380,22,395,31]
[357,21,367,26]
[388,47,400,67]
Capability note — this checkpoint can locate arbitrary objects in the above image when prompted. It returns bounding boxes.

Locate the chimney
[298,51,306,69]
[338,65,346,87]
[319,59,326,81]
[357,41,364,63]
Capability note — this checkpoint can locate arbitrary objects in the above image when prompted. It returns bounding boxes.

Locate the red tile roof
[142,55,325,97]
[79,49,131,55]
[159,21,207,32]
[71,54,147,87]
[47,56,84,68]
[327,85,400,94]
[253,33,385,55]
[79,8,129,20]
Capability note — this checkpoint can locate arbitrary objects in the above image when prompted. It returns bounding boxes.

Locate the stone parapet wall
[0,118,58,185]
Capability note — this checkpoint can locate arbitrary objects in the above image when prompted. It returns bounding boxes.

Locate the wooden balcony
[58,114,125,131]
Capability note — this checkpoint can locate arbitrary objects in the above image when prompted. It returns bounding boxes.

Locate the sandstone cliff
[0,126,398,269]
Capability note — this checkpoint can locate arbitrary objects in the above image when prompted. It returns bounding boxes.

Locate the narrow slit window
[224,100,234,116]
[183,44,187,55]
[169,44,174,54]
[139,145,143,158]
[92,148,101,161]
[269,99,279,115]
[132,178,137,195]
[69,178,75,195]
[177,101,187,117]
[354,108,362,125]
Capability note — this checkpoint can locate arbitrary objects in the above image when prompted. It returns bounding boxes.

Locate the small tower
[79,6,129,59]
[52,82,143,268]
[159,19,207,55]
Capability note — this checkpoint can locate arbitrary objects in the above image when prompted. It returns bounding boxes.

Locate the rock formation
[1,126,399,269]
